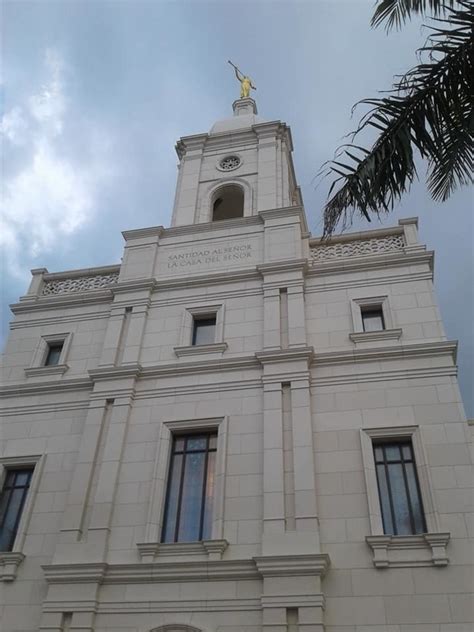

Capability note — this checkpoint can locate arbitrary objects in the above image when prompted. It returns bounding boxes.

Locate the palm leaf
[321,1,473,237]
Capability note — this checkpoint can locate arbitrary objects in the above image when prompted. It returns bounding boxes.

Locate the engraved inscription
[167,243,252,269]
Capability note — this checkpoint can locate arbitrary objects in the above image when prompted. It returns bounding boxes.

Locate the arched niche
[211,184,244,221]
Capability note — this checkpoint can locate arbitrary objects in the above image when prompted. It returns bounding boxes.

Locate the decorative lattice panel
[42,272,119,295]
[310,234,405,263]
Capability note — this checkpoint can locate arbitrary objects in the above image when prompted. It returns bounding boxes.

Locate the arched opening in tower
[212,185,244,221]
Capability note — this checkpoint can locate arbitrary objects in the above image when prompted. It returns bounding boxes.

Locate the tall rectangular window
[192,315,216,346]
[44,342,63,366]
[374,441,426,535]
[361,306,385,332]
[162,433,217,543]
[0,468,34,551]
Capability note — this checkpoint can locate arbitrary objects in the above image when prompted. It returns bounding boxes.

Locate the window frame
[349,296,402,344]
[361,305,386,332]
[191,314,217,347]
[26,333,72,376]
[0,455,44,581]
[360,426,438,536]
[0,467,35,552]
[161,431,218,543]
[141,417,228,551]
[174,304,227,357]
[373,439,427,536]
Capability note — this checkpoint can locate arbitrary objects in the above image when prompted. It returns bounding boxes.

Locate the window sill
[366,532,450,568]
[137,539,228,562]
[0,552,25,582]
[349,328,402,344]
[174,342,228,358]
[24,364,69,377]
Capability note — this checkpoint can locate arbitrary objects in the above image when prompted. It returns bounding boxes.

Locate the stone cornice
[41,264,121,281]
[174,342,228,357]
[154,267,261,291]
[256,347,314,366]
[311,364,457,388]
[310,225,404,245]
[111,278,156,296]
[0,377,92,399]
[11,291,114,314]
[349,329,403,344]
[313,340,457,366]
[42,552,331,585]
[0,552,25,582]
[254,553,330,577]
[24,364,69,378]
[121,226,164,241]
[257,259,308,276]
[259,205,308,234]
[161,215,262,238]
[88,363,142,382]
[308,250,434,277]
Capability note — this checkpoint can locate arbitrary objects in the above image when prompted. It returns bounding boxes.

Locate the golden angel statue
[228,60,256,99]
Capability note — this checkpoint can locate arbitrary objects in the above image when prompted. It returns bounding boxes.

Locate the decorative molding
[313,340,457,366]
[0,552,25,582]
[310,234,405,262]
[0,377,92,400]
[310,365,457,388]
[174,342,228,357]
[42,272,119,296]
[256,346,314,365]
[349,328,402,344]
[137,540,229,562]
[88,363,142,382]
[305,268,433,295]
[254,553,330,577]
[257,259,308,276]
[307,250,434,279]
[24,363,69,377]
[42,560,260,584]
[366,533,450,568]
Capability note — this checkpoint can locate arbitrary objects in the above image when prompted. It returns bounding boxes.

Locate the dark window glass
[361,307,385,332]
[44,342,63,366]
[0,468,34,551]
[192,316,216,346]
[162,433,217,543]
[374,441,426,536]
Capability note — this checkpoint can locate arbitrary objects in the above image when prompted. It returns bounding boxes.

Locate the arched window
[212,184,244,221]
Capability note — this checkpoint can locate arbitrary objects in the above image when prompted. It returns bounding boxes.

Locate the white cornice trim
[11,291,114,314]
[162,215,262,238]
[313,340,457,366]
[89,364,142,382]
[308,250,434,277]
[42,264,121,281]
[0,377,92,399]
[311,365,457,388]
[366,533,450,568]
[0,552,25,582]
[310,225,404,245]
[174,342,228,357]
[257,259,308,275]
[349,329,403,344]
[122,226,164,241]
[256,347,314,365]
[254,553,330,577]
[24,364,69,378]
[259,205,308,234]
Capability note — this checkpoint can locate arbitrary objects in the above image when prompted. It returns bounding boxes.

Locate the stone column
[262,382,285,536]
[288,283,306,348]
[263,287,281,350]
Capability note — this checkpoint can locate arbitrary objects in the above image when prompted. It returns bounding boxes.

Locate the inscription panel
[156,236,262,277]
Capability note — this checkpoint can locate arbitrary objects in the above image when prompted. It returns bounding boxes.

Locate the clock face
[219,155,241,171]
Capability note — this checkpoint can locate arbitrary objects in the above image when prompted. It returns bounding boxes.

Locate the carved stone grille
[219,155,241,171]
[42,272,119,295]
[310,234,405,263]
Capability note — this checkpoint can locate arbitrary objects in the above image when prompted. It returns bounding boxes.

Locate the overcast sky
[1,0,472,415]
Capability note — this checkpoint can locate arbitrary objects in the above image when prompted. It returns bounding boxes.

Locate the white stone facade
[0,97,472,632]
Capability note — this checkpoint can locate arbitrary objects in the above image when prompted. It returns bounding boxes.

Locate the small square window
[44,342,64,366]
[192,315,216,346]
[361,306,385,332]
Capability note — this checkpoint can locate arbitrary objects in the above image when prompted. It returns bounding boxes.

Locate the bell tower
[170,96,303,227]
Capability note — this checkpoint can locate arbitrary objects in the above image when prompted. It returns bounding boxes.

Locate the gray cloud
[2,0,472,414]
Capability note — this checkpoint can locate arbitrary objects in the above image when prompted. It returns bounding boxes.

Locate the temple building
[0,94,472,632]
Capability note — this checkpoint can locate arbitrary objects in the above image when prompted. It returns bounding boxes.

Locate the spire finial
[228,60,257,99]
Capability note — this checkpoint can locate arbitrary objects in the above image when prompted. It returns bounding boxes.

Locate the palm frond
[371,0,458,30]
[322,1,474,237]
